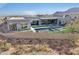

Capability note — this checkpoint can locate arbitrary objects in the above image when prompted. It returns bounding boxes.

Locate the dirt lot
[0,33,73,55]
[0,32,79,55]
[2,31,78,39]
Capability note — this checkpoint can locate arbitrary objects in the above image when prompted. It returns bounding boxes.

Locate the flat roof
[39,16,60,20]
[7,17,25,20]
[6,16,60,21]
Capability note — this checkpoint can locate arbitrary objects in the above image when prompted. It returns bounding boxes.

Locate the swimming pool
[34,27,65,32]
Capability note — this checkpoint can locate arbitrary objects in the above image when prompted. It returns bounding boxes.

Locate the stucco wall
[0,23,8,33]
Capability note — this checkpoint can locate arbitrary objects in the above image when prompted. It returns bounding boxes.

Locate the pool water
[35,28,50,31]
[35,27,66,32]
[32,25,66,32]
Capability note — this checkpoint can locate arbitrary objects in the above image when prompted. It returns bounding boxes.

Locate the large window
[31,20,39,25]
[41,19,57,25]
[21,23,28,30]
[9,23,17,31]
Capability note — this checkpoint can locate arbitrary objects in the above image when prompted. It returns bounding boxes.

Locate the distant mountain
[65,7,79,14]
[53,7,79,16]
[53,11,64,15]
[53,11,65,17]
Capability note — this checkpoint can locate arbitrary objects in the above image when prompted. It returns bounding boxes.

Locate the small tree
[65,19,79,33]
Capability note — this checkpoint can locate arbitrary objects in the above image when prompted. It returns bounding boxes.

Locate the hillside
[65,7,79,14]
[53,7,79,16]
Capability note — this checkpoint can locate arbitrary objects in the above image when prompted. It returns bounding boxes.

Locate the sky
[0,3,79,16]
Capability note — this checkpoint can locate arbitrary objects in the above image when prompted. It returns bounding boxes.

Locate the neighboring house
[53,12,77,25]
[53,7,79,24]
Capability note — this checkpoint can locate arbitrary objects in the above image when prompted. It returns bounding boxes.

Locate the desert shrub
[61,27,75,33]
[64,20,79,33]
[70,47,79,55]
[0,40,12,52]
[71,38,79,55]
[11,45,35,55]
[34,44,53,52]
[73,38,79,46]
[11,44,58,55]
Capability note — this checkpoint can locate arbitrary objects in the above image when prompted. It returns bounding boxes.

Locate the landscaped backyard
[0,18,79,55]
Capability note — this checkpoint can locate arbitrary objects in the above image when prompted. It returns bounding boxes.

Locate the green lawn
[47,27,74,34]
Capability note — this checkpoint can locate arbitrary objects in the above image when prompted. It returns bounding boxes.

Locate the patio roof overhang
[31,18,40,21]
[40,17,58,20]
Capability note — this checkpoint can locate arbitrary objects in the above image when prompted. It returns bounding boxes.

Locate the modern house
[0,15,72,32]
[2,14,72,32]
[5,16,59,32]
[0,14,74,33]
